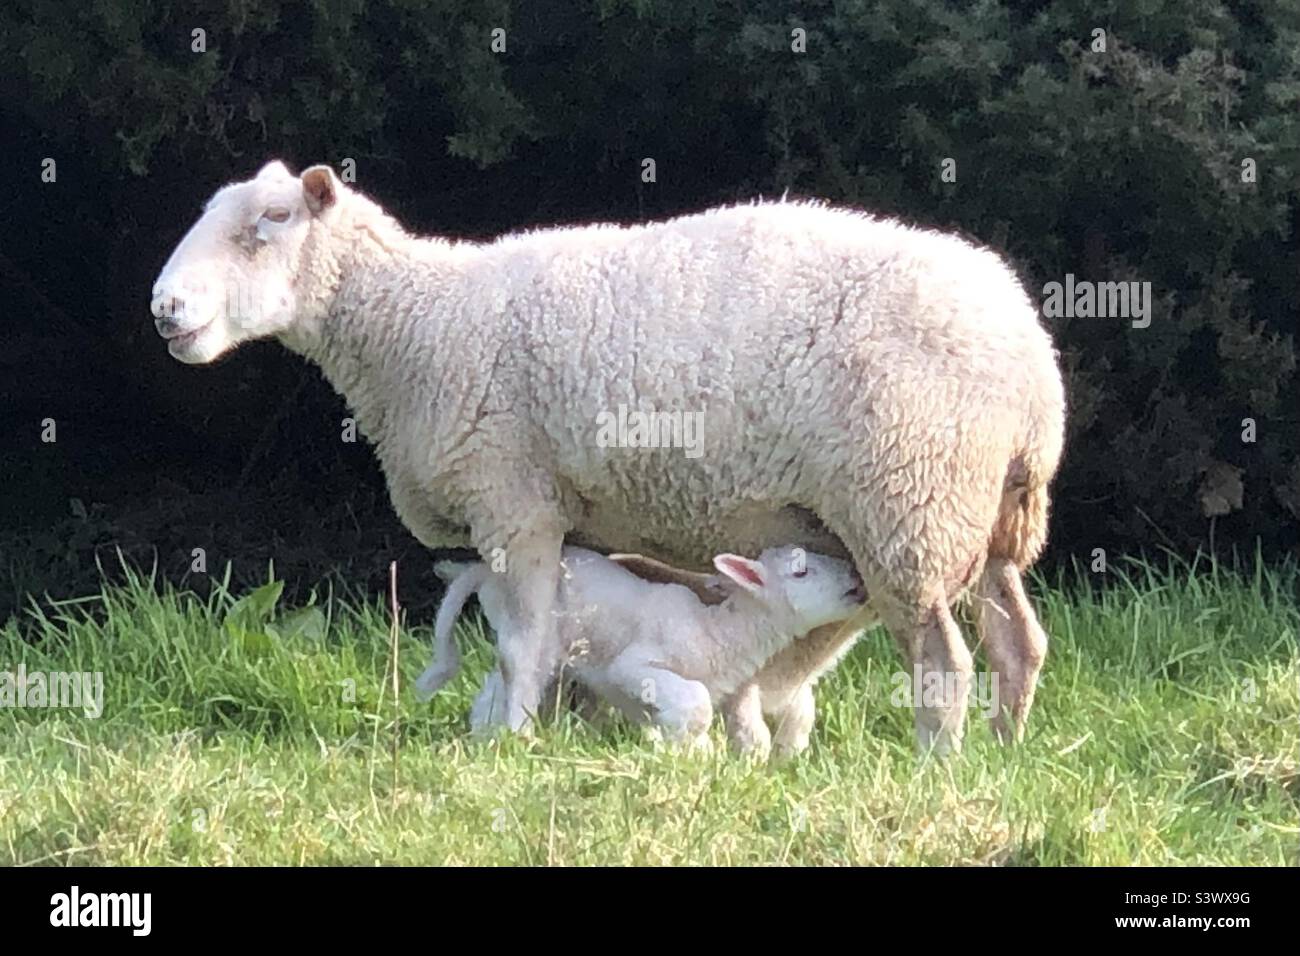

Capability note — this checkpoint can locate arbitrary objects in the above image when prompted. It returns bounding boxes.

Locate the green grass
[1,555,1296,865]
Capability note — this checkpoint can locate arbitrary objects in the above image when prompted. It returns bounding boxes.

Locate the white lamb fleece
[151,161,1066,754]
[414,545,866,748]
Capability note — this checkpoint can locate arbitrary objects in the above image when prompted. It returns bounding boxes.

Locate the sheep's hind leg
[881,593,973,758]
[976,558,1047,743]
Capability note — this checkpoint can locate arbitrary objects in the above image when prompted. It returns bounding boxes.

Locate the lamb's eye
[792,567,808,578]
[262,207,291,223]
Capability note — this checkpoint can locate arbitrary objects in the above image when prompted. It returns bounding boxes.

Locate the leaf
[227,624,273,657]
[224,581,285,656]
[225,580,284,629]
[277,606,327,642]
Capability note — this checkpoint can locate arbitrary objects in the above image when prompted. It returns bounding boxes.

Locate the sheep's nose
[151,291,182,320]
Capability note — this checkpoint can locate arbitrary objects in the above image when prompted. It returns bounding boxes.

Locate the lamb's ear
[301,165,338,215]
[608,553,728,605]
[257,160,293,180]
[711,554,767,593]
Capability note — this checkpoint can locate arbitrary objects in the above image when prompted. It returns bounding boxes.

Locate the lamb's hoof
[770,726,811,763]
[412,668,448,703]
[644,726,713,755]
[770,739,809,765]
[728,733,772,763]
[686,732,714,755]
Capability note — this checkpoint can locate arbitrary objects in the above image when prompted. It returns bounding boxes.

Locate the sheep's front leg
[484,526,565,735]
[721,681,771,759]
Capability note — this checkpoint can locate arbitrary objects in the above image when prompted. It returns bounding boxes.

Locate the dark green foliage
[2,0,1297,592]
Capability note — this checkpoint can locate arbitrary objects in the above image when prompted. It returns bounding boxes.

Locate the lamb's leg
[607,656,713,751]
[566,680,610,726]
[469,668,507,734]
[881,594,973,757]
[976,558,1047,743]
[721,681,771,759]
[649,670,714,751]
[748,616,870,758]
[769,682,816,759]
[489,526,565,735]
[473,667,574,733]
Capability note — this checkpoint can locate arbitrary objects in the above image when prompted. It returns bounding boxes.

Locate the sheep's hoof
[915,724,963,760]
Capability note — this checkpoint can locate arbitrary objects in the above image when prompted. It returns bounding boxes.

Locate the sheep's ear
[301,165,338,215]
[712,554,767,593]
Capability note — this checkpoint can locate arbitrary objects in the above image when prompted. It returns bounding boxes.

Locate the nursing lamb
[150,160,1065,755]
[414,545,866,749]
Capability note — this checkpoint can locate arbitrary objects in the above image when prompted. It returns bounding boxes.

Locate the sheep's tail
[989,392,1065,570]
[988,458,1048,569]
[413,561,488,702]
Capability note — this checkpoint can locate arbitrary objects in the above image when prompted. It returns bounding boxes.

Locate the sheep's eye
[262,207,291,223]
[792,567,808,578]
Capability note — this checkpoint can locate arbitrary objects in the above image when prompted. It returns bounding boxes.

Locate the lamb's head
[712,546,867,634]
[150,160,344,364]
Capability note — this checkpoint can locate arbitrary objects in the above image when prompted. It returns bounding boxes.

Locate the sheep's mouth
[164,319,221,363]
[160,319,211,345]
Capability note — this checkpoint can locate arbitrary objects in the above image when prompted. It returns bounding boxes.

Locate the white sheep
[151,160,1065,755]
[414,545,866,749]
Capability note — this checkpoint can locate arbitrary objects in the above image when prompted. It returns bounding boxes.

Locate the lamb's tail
[413,561,488,702]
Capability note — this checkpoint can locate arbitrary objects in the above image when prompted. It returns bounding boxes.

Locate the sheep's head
[712,546,867,634]
[150,160,341,364]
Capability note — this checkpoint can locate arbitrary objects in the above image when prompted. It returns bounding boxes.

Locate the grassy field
[1,555,1296,866]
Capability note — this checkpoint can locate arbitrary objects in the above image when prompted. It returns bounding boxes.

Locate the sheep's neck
[288,225,461,446]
